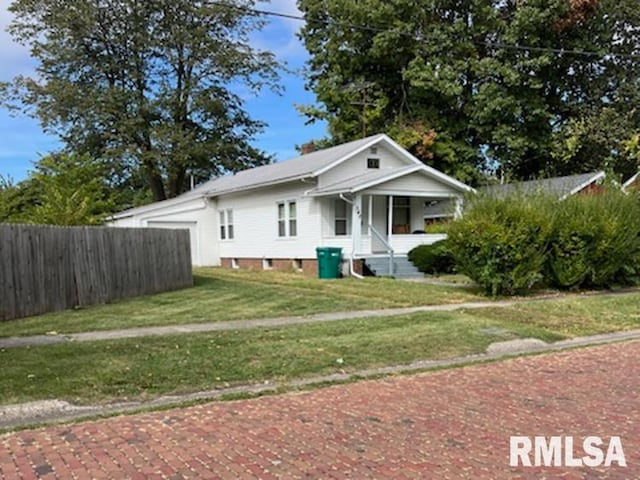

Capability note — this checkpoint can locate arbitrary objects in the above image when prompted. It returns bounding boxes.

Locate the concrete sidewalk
[1,288,638,349]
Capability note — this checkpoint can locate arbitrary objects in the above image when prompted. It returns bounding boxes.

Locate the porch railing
[369,224,394,276]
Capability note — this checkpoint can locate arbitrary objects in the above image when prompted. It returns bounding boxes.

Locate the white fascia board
[351,165,423,192]
[561,171,606,200]
[108,195,208,220]
[312,134,386,177]
[355,164,474,195]
[202,175,314,198]
[366,190,460,198]
[379,135,475,193]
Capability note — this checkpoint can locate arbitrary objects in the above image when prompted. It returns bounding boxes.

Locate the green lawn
[0,267,483,338]
[1,291,639,406]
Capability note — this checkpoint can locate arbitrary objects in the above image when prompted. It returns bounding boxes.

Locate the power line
[210,0,640,61]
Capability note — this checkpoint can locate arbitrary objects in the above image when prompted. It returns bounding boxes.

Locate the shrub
[447,192,554,296]
[447,187,640,296]
[408,240,455,274]
[548,189,640,289]
[423,220,452,234]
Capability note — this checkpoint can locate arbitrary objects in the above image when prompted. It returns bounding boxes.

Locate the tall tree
[2,0,280,201]
[298,0,640,183]
[0,154,114,225]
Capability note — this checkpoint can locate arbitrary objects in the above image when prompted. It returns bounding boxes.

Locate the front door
[371,196,388,253]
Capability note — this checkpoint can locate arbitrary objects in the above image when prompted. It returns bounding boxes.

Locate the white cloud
[252,0,308,62]
[0,5,36,79]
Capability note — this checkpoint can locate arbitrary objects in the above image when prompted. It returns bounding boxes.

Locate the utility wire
[209,0,640,61]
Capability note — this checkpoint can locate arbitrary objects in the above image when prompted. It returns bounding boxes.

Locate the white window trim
[334,198,351,236]
[277,200,297,238]
[219,208,234,241]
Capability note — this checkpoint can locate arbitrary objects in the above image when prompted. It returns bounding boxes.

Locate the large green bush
[447,188,640,296]
[447,193,554,296]
[548,190,640,289]
[408,240,455,274]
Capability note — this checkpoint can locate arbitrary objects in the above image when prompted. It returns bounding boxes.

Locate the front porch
[305,162,468,277]
[317,193,459,257]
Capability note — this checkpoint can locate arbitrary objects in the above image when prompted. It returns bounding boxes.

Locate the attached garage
[108,195,220,267]
[146,220,199,266]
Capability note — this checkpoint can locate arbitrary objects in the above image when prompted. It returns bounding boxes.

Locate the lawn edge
[2,327,640,433]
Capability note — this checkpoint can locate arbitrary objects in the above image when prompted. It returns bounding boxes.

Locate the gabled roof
[190,134,388,197]
[623,172,639,191]
[482,171,605,200]
[111,133,472,219]
[306,165,421,196]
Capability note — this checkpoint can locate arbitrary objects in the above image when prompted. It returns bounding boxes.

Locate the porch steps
[364,256,423,279]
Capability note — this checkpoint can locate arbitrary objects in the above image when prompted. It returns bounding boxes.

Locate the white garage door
[147,221,199,266]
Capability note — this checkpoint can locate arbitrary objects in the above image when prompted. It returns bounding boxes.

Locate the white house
[109,134,473,277]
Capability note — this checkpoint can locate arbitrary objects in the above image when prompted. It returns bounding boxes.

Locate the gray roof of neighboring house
[481,171,606,199]
[623,172,639,191]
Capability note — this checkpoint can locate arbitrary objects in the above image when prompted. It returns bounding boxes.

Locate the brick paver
[2,341,639,479]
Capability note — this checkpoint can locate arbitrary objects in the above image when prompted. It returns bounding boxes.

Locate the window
[231,258,239,269]
[289,202,297,237]
[367,158,380,169]
[277,201,297,237]
[262,258,273,270]
[293,259,303,271]
[219,209,234,240]
[278,203,286,237]
[391,196,411,234]
[334,199,349,236]
[227,210,234,239]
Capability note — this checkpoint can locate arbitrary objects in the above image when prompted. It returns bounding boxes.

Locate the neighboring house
[109,134,473,277]
[623,172,639,192]
[482,171,606,200]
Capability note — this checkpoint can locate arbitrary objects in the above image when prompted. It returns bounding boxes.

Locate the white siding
[368,171,454,196]
[318,144,411,188]
[108,196,219,266]
[217,181,324,259]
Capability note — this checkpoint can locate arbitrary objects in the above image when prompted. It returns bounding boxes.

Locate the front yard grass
[1,291,638,406]
[0,267,483,338]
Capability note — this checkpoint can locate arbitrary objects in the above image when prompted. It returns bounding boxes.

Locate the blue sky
[0,0,327,182]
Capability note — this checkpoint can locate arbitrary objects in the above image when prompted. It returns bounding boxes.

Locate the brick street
[1,340,638,479]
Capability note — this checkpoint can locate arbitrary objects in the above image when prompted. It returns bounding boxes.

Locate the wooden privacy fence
[0,224,192,321]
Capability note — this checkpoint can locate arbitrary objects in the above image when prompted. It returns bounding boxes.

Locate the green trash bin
[316,247,343,279]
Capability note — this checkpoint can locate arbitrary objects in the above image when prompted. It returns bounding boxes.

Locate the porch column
[387,195,393,248]
[352,193,362,254]
[367,195,373,254]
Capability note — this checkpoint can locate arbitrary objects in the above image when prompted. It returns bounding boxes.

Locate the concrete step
[364,256,423,278]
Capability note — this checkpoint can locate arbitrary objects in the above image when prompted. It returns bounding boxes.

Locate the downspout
[339,193,364,279]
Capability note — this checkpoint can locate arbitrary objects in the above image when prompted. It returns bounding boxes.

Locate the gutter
[339,193,364,279]
[107,193,207,221]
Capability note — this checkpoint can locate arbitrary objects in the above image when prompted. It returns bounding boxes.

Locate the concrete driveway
[1,340,638,479]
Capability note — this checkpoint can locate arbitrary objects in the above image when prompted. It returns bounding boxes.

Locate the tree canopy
[0,153,114,225]
[298,0,640,184]
[2,0,280,202]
